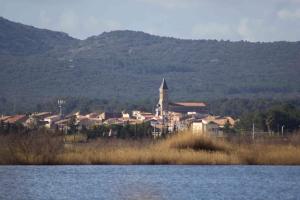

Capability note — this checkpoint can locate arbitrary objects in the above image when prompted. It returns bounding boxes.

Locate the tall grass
[56,141,238,165]
[1,131,300,165]
[237,144,300,165]
[163,132,231,152]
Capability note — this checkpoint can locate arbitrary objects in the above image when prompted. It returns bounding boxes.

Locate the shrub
[0,129,64,164]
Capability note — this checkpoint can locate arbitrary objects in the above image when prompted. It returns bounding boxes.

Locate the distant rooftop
[4,115,27,123]
[171,102,206,107]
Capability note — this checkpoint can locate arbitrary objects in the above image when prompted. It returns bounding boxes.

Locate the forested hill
[0,17,300,113]
[0,17,77,55]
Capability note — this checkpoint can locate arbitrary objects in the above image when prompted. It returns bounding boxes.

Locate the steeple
[160,78,168,90]
[158,78,169,117]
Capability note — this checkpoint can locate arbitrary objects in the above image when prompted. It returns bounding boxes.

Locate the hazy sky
[1,0,300,41]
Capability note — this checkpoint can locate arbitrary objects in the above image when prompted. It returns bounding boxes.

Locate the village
[0,79,236,137]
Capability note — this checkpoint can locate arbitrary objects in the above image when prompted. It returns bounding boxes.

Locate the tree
[237,103,300,133]
[67,116,78,134]
[223,120,232,133]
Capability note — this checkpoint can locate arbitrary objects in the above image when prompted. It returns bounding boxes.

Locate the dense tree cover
[1,17,300,112]
[208,98,300,117]
[0,17,76,55]
[236,104,300,133]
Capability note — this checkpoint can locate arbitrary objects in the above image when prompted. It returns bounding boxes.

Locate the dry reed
[1,131,300,165]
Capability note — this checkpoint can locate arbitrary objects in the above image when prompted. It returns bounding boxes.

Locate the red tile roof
[4,115,27,123]
[202,115,236,126]
[0,116,11,121]
[173,102,206,107]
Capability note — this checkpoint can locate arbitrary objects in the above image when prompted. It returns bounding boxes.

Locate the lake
[0,166,300,200]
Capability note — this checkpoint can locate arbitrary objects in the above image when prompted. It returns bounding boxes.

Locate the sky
[1,0,300,41]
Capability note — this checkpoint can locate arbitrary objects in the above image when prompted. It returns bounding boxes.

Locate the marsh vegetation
[1,130,300,165]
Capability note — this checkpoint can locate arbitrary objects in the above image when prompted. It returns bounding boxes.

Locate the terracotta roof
[104,118,124,125]
[201,119,219,125]
[212,119,228,126]
[143,116,155,120]
[55,119,70,125]
[140,112,153,115]
[45,115,60,120]
[86,113,99,118]
[203,115,220,121]
[4,115,27,123]
[0,116,11,121]
[202,115,236,126]
[33,112,51,117]
[224,117,236,125]
[172,102,206,107]
[140,113,154,117]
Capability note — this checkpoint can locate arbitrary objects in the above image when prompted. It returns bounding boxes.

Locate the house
[31,112,52,119]
[132,110,142,118]
[169,112,185,122]
[137,113,155,121]
[122,111,130,119]
[22,112,51,128]
[25,116,47,128]
[55,118,72,132]
[192,120,221,135]
[76,117,102,129]
[192,115,236,135]
[99,112,122,121]
[168,112,187,132]
[201,115,236,128]
[103,118,124,125]
[127,118,143,125]
[132,111,154,121]
[44,115,61,128]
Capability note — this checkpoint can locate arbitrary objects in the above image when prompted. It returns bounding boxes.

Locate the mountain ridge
[0,17,300,113]
[0,16,77,55]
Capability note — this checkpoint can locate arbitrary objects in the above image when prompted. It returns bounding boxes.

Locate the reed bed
[1,131,300,165]
[56,143,238,165]
[237,144,300,165]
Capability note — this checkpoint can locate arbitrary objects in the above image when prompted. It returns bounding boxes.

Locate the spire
[160,78,168,90]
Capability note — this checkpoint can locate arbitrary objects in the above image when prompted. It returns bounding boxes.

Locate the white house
[44,115,61,128]
[192,120,221,135]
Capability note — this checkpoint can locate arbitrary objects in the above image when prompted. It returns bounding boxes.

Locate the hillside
[0,17,300,113]
[0,17,77,55]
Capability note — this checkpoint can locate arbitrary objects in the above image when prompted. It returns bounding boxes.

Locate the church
[156,78,207,117]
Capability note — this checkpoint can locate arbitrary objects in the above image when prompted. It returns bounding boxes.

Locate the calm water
[0,165,300,200]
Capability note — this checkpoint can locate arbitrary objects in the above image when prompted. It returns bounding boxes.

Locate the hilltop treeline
[1,17,300,110]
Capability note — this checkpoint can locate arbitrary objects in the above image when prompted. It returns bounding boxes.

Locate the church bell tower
[158,78,168,117]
